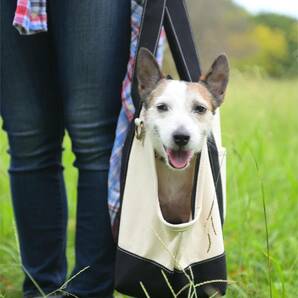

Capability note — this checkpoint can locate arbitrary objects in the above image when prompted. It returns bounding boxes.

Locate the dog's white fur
[145,80,214,168]
[137,48,229,224]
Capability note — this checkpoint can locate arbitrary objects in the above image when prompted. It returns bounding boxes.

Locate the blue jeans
[0,0,130,297]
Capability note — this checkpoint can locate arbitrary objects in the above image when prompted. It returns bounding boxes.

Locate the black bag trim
[117,246,226,273]
[116,247,227,298]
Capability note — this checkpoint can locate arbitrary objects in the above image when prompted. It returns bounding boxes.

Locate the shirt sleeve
[13,0,47,35]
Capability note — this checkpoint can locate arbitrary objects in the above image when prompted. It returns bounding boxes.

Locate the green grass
[0,73,298,297]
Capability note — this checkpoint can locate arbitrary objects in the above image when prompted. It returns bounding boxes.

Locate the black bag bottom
[115,248,227,298]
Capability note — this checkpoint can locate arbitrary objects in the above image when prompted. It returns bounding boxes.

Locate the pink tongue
[166,149,191,169]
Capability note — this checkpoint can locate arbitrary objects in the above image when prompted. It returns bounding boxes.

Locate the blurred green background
[1,0,298,297]
[165,0,298,78]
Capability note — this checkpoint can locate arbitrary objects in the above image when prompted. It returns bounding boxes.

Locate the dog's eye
[156,103,169,112]
[193,105,207,114]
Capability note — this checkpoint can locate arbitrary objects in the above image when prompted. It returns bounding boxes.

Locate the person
[0,0,130,297]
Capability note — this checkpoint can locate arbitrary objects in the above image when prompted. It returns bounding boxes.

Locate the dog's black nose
[173,134,190,146]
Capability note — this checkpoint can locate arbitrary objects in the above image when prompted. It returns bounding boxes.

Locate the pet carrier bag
[115,0,227,297]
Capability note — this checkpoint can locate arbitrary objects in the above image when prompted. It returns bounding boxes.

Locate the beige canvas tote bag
[115,0,227,297]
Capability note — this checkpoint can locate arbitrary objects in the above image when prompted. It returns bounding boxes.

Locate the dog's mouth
[165,148,193,169]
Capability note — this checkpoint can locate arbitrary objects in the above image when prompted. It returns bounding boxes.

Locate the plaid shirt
[13,0,164,230]
[13,0,47,34]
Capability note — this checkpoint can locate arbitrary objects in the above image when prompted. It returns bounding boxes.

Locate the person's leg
[47,1,130,297]
[0,1,67,296]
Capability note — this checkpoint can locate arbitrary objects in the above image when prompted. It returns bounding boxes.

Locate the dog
[137,48,229,224]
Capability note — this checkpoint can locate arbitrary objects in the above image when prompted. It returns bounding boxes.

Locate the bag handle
[164,0,201,82]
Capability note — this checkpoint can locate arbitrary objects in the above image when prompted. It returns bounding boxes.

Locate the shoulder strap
[164,0,201,81]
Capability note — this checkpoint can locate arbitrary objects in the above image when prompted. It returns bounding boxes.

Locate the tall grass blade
[250,150,273,298]
[22,265,46,297]
[161,270,177,297]
[47,266,90,297]
[140,281,151,298]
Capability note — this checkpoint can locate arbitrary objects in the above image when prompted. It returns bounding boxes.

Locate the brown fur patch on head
[186,82,217,113]
[144,79,169,109]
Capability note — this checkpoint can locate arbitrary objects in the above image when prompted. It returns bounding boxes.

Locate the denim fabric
[0,0,130,297]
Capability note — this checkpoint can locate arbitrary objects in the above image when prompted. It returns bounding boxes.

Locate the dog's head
[137,48,229,170]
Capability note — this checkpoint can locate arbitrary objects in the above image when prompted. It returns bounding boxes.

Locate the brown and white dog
[137,48,229,224]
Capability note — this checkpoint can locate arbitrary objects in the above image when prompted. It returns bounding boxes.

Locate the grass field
[0,72,298,297]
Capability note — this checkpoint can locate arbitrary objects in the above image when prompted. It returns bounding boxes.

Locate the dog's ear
[201,54,229,108]
[137,48,164,100]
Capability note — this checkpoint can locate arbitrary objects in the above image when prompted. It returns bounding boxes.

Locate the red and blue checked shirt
[13,0,165,229]
[13,0,47,34]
